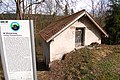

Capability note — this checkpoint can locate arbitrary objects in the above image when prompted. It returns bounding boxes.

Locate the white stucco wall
[85,27,101,45]
[83,17,101,45]
[50,26,75,62]
[72,18,101,45]
[45,16,102,64]
[72,21,86,28]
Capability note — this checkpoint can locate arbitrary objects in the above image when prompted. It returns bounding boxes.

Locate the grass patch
[0,45,120,79]
[38,45,120,80]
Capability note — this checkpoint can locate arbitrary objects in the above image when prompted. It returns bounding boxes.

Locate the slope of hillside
[38,45,120,80]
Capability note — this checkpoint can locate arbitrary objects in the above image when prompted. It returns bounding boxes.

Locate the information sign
[0,20,37,80]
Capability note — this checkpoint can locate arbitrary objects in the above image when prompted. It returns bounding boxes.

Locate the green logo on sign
[10,22,20,31]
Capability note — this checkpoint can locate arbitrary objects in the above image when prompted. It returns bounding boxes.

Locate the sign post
[0,20,37,80]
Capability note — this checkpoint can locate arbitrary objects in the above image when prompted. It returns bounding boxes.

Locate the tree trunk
[16,0,22,19]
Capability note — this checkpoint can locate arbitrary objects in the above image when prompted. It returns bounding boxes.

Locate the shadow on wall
[80,16,101,40]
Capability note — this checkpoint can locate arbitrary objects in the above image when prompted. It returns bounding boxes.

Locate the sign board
[0,20,37,80]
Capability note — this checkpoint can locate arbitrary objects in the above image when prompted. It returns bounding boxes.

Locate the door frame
[75,27,85,47]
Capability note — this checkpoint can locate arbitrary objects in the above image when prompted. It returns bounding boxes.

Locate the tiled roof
[40,9,85,41]
[40,9,108,42]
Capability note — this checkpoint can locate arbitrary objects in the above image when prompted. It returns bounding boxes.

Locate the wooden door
[75,29,82,47]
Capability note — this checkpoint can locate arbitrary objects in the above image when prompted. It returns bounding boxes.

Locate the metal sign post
[0,20,37,80]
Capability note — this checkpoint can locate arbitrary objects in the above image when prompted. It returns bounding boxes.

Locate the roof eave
[46,12,86,42]
[45,10,109,42]
[85,12,109,37]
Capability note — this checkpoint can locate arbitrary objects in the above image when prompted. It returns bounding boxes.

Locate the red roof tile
[40,9,85,41]
[40,9,108,42]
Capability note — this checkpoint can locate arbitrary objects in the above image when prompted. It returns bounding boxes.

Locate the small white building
[40,9,108,65]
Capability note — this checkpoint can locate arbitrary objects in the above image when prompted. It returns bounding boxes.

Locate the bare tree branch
[24,1,44,10]
[55,0,63,10]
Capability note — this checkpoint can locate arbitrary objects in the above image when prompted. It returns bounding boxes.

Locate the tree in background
[64,4,69,15]
[104,0,120,44]
[95,0,107,27]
